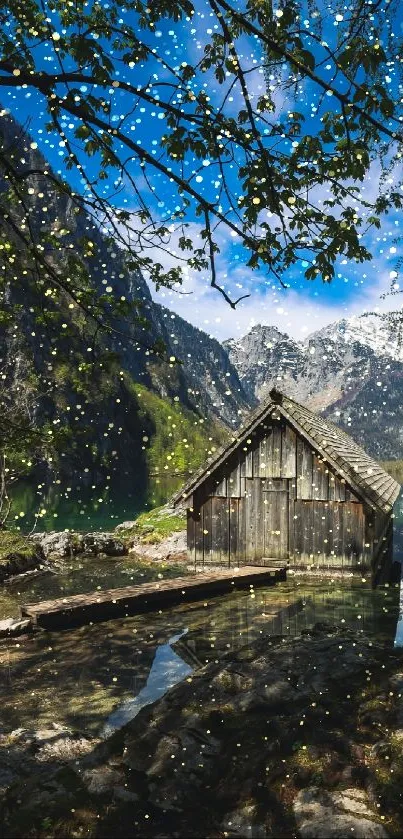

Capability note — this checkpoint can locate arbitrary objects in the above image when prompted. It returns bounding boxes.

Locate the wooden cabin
[173,389,401,574]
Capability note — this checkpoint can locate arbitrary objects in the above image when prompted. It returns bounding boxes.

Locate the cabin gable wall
[186,414,388,572]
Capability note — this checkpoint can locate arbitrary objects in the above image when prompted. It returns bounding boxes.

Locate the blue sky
[1,0,402,340]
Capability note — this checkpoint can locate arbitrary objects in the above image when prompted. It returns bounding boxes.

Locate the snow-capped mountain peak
[224,310,403,459]
[306,313,403,362]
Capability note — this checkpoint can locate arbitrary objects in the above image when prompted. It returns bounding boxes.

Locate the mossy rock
[0,531,44,582]
[0,531,34,562]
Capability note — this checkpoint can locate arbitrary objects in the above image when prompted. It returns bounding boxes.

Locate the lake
[1,485,403,745]
[8,473,182,533]
[0,571,400,739]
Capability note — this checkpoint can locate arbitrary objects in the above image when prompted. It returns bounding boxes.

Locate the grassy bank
[117,505,186,545]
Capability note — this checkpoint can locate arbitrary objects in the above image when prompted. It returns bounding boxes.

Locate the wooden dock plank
[20,566,286,630]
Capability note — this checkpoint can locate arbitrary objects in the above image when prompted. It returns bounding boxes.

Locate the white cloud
[145,215,402,342]
[152,268,401,342]
[119,160,403,345]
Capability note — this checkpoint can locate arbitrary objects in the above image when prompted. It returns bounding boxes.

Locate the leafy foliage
[126,379,229,477]
[0,0,403,517]
[0,0,402,310]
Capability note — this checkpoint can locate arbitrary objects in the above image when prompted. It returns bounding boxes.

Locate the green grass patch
[126,379,228,477]
[118,505,186,544]
[0,530,33,564]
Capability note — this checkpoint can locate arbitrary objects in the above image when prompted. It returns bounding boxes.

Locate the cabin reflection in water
[172,580,401,670]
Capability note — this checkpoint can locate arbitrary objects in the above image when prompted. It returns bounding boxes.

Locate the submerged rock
[3,723,95,762]
[72,627,403,836]
[82,766,125,795]
[2,627,403,837]
[293,787,388,837]
[35,733,94,763]
[221,803,266,838]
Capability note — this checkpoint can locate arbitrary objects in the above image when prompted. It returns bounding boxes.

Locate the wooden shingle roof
[173,388,401,514]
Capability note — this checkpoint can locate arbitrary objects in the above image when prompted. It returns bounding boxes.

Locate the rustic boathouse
[173,389,401,573]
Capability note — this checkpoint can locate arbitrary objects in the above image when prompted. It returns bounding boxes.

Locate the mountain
[224,325,304,404]
[314,314,403,362]
[312,317,403,460]
[156,305,253,428]
[225,314,403,460]
[2,106,403,523]
[0,110,249,515]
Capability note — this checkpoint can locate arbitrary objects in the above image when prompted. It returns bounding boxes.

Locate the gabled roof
[173,388,401,514]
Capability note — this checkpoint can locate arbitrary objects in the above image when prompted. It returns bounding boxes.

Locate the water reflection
[101,629,192,738]
[10,474,182,533]
[0,576,400,739]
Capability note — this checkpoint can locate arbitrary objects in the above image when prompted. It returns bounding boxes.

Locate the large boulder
[29,530,127,558]
[29,530,83,559]
[130,530,186,560]
[81,532,127,557]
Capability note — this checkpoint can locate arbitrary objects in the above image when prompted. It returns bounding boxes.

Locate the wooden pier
[20,565,286,630]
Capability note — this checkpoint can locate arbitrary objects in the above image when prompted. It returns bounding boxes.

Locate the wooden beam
[20,567,287,630]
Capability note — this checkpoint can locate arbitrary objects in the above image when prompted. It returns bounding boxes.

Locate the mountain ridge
[224,312,403,460]
[0,110,249,515]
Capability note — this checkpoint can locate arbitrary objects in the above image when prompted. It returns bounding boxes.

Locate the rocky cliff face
[224,325,304,403]
[0,111,249,505]
[156,305,252,427]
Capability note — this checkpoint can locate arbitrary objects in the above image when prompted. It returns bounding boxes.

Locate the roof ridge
[172,387,401,513]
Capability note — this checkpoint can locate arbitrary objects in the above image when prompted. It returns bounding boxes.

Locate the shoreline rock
[1,504,208,578]
[0,616,33,638]
[28,529,128,561]
[24,520,186,566]
[128,529,187,562]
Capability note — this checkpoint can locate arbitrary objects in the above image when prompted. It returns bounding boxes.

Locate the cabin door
[263,479,289,559]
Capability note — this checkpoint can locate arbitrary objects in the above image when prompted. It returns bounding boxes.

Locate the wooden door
[263,479,289,559]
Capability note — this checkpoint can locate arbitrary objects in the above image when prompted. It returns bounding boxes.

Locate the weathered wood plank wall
[188,416,384,571]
